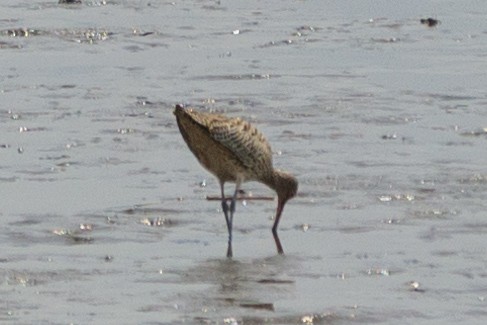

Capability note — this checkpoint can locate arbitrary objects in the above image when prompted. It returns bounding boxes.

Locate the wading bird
[174,104,298,258]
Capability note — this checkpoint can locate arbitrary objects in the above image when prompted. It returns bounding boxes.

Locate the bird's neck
[264,170,286,200]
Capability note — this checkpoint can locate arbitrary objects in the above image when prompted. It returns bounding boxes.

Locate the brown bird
[174,104,298,258]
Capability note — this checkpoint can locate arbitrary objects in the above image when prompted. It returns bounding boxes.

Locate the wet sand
[1,0,487,324]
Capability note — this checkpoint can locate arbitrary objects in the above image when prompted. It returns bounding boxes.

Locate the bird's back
[174,105,273,183]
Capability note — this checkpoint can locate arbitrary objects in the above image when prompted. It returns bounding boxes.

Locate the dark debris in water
[240,302,274,311]
[60,84,77,88]
[257,278,294,284]
[59,0,82,4]
[137,31,155,37]
[59,0,109,6]
[420,18,440,27]
[121,206,179,216]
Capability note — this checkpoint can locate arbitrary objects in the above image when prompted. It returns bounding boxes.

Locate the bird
[174,104,298,258]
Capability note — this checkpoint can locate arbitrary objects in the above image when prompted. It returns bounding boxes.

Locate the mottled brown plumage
[174,104,298,257]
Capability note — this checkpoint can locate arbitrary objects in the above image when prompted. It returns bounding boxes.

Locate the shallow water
[1,0,487,324]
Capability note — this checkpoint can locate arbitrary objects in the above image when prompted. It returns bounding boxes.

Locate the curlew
[174,104,298,258]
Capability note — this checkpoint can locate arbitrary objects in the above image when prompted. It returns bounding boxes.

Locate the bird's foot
[226,242,233,258]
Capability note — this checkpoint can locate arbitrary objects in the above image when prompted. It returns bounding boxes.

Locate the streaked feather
[177,106,273,175]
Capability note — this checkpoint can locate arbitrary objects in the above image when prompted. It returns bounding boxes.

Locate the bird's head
[272,170,298,226]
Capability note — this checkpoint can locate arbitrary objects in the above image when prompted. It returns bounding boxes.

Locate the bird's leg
[220,182,233,258]
[220,182,230,232]
[226,181,240,258]
[226,182,241,258]
[229,182,240,218]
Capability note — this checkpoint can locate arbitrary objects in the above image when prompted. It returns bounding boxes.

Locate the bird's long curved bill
[272,200,286,254]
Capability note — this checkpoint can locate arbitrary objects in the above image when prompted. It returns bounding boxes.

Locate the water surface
[1,0,487,324]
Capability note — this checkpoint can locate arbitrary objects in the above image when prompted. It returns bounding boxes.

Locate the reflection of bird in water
[174,104,298,258]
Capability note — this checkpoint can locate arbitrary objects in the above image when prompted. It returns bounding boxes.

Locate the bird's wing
[179,107,273,170]
[207,116,273,170]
